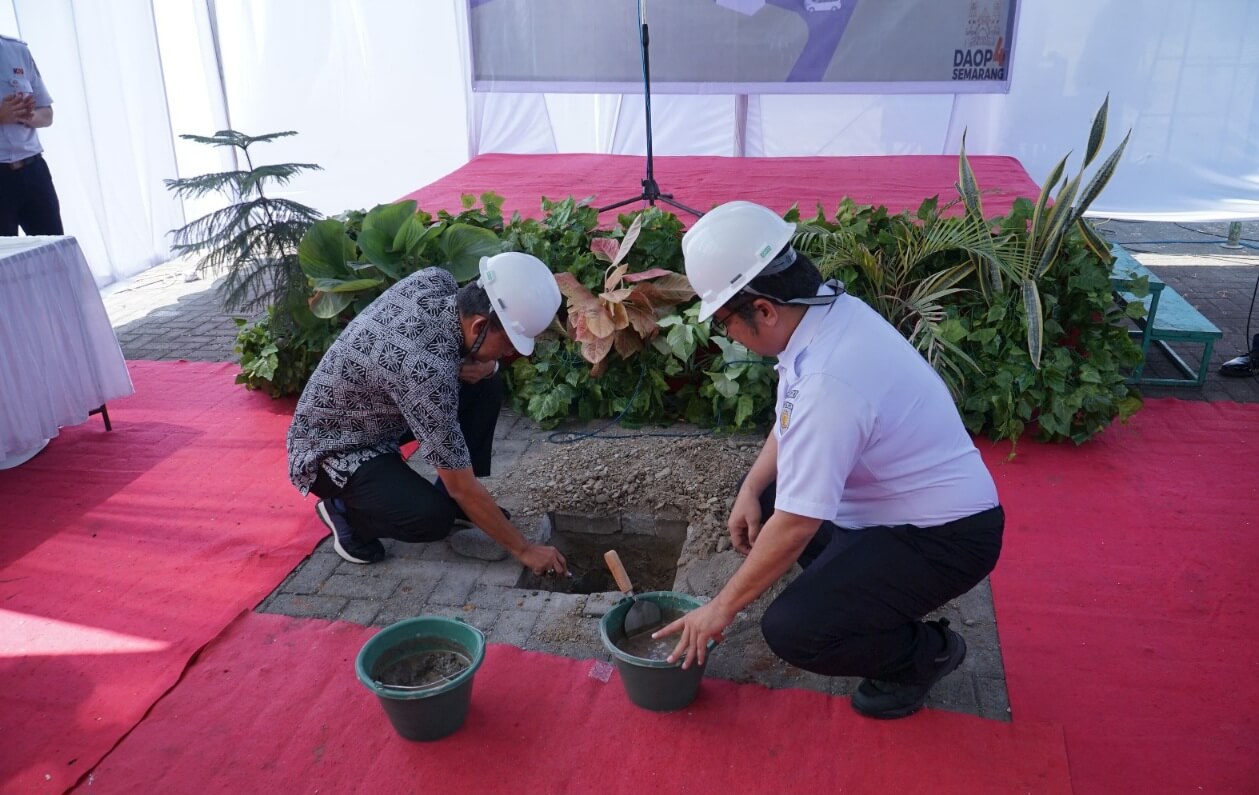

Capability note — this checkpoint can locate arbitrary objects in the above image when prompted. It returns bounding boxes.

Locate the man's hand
[459,359,498,384]
[518,543,567,577]
[0,94,33,125]
[727,489,764,555]
[651,600,736,669]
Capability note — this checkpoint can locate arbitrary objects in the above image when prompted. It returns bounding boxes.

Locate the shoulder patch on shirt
[780,401,794,432]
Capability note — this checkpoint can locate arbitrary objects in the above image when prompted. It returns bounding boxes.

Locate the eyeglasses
[711,297,755,336]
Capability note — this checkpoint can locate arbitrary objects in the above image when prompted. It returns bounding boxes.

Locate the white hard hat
[477,252,561,355]
[682,201,796,322]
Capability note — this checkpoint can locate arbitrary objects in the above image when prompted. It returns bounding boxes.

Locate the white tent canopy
[4,0,1257,287]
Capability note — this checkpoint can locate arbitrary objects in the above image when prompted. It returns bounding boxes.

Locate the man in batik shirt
[287,253,567,575]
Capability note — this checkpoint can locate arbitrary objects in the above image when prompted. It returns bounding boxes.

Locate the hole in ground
[516,512,687,595]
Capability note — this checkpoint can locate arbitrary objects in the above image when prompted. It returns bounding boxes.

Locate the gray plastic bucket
[355,616,486,741]
[599,591,711,712]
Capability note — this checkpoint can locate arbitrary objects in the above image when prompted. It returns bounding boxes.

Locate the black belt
[4,153,42,171]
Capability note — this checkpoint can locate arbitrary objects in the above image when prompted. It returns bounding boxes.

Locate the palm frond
[179,130,298,149]
[216,253,309,314]
[239,163,324,195]
[216,257,280,313]
[791,223,837,254]
[169,202,262,251]
[165,171,254,200]
[909,214,1004,269]
[903,317,980,400]
[259,197,324,223]
[909,263,975,304]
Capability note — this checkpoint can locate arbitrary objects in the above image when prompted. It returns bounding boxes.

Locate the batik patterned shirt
[286,268,471,494]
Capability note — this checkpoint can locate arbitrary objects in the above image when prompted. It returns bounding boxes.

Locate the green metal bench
[1109,243,1222,387]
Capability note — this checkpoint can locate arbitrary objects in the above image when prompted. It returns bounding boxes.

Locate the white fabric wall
[207,0,470,216]
[3,0,183,287]
[152,0,234,228]
[2,0,1256,286]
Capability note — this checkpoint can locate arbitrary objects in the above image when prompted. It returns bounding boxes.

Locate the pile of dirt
[493,431,763,567]
[492,426,802,644]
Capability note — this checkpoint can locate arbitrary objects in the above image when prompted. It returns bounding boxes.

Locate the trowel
[603,549,663,637]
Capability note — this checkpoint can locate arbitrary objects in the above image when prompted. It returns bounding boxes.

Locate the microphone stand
[597,0,702,218]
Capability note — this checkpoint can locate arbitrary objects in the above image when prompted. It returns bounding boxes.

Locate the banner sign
[468,0,1018,94]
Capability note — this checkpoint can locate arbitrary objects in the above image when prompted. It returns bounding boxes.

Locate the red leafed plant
[554,213,695,376]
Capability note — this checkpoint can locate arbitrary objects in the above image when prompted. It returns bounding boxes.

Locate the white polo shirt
[0,35,52,163]
[773,285,999,528]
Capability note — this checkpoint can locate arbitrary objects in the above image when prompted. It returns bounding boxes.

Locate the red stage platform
[400,153,1041,220]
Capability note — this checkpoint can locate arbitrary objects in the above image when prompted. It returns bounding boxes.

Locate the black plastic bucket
[355,616,486,741]
[599,591,711,712]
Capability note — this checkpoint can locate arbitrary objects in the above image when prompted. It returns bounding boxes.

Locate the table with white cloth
[0,236,134,468]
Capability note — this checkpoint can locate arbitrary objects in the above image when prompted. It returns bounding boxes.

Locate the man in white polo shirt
[655,201,1003,719]
[0,34,61,236]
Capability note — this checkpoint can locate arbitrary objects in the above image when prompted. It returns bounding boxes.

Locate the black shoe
[1220,353,1255,377]
[851,619,967,720]
[452,504,511,530]
[1220,334,1259,378]
[316,499,385,564]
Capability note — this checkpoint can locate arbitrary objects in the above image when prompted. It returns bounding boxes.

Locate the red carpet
[65,398,1259,795]
[401,153,1040,220]
[76,611,1071,795]
[982,399,1259,794]
[0,361,319,795]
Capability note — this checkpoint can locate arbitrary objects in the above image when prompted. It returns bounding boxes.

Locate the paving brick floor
[99,220,1258,723]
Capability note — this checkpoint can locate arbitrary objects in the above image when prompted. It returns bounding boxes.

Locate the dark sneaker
[452,504,511,530]
[851,618,967,720]
[1220,333,1259,377]
[315,499,385,564]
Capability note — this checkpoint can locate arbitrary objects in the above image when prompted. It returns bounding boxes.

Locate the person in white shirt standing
[0,34,61,236]
[655,201,1004,719]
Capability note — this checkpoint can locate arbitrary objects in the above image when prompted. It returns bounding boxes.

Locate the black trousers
[756,481,1004,685]
[310,372,503,543]
[0,155,64,236]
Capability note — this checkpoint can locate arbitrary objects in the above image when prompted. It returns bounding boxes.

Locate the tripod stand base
[597,179,703,217]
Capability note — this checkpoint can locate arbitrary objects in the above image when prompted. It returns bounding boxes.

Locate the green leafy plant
[949,210,1143,449]
[232,307,335,398]
[297,194,505,320]
[701,336,777,429]
[649,304,777,431]
[958,95,1131,368]
[798,197,1004,397]
[554,212,695,376]
[233,159,1142,448]
[165,130,322,314]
